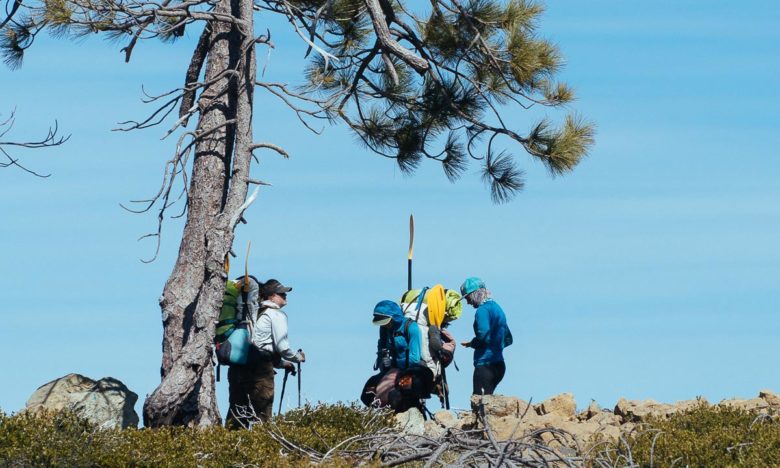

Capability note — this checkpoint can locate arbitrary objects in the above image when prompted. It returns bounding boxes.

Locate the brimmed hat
[261,279,292,296]
[372,314,392,326]
[372,300,399,326]
[460,277,485,297]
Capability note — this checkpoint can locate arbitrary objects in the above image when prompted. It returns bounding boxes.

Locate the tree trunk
[143,0,255,427]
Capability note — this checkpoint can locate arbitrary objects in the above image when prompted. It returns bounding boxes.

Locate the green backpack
[215,276,260,376]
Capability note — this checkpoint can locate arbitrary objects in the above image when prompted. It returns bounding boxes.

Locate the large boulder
[433,410,458,428]
[539,393,577,419]
[588,411,621,427]
[578,400,601,421]
[759,390,780,407]
[394,407,425,435]
[470,394,531,418]
[614,398,672,423]
[668,398,709,416]
[26,373,138,429]
[423,419,446,438]
[718,398,770,412]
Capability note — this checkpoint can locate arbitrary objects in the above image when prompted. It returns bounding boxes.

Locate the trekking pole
[407,214,414,290]
[278,368,291,415]
[297,349,302,407]
[442,368,451,410]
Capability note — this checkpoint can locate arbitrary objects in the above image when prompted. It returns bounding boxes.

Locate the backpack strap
[240,280,250,322]
[404,319,411,367]
[415,286,429,323]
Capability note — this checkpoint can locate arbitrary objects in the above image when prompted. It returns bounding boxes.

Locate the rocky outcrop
[393,390,780,448]
[394,407,424,435]
[539,393,576,419]
[25,373,139,429]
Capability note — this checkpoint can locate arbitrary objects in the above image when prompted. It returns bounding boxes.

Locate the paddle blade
[408,214,414,260]
[243,241,252,292]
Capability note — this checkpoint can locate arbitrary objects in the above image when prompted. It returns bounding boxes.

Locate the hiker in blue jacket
[372,300,422,369]
[369,300,433,412]
[460,277,513,395]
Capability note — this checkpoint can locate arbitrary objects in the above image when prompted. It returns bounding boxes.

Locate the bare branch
[0,111,68,177]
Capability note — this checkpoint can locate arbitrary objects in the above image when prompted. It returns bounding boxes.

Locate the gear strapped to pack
[214,276,261,381]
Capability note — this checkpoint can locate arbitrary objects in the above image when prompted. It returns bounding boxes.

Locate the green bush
[600,405,780,466]
[0,402,391,467]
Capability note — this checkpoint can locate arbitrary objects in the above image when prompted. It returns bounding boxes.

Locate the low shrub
[0,402,392,467]
[598,405,780,466]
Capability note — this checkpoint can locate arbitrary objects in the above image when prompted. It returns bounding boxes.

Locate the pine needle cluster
[1,0,595,202]
[299,0,594,202]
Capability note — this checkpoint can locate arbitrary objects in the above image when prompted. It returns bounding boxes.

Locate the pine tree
[2,0,594,426]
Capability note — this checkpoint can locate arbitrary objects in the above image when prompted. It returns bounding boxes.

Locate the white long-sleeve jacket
[251,300,303,363]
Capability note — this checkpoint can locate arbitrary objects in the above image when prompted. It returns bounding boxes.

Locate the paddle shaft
[407,259,412,291]
[408,214,414,290]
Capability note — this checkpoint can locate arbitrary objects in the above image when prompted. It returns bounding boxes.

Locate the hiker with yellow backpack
[399,285,461,408]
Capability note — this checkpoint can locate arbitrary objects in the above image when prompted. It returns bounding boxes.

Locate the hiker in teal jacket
[460,277,512,395]
[373,300,423,369]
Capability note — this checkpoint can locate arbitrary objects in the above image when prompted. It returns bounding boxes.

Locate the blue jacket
[377,304,423,369]
[469,299,510,366]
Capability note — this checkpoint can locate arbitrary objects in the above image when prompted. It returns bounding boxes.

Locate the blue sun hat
[460,277,485,297]
[372,300,399,326]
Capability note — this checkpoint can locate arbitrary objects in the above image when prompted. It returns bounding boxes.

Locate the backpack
[400,286,463,323]
[214,276,261,374]
[400,286,458,376]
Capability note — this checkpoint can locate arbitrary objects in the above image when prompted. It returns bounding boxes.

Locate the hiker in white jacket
[253,292,305,366]
[226,278,305,427]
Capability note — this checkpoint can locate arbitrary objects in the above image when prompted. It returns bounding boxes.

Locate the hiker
[399,286,461,409]
[374,300,423,370]
[460,277,512,396]
[362,300,433,412]
[226,278,305,428]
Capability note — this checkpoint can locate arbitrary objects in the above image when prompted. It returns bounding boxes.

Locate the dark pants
[226,358,275,429]
[473,361,506,395]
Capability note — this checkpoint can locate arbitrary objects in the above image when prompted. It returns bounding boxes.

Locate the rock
[598,425,621,443]
[589,411,621,427]
[760,390,780,407]
[423,420,446,438]
[614,398,671,423]
[487,415,529,440]
[433,410,457,428]
[539,393,576,419]
[26,373,138,429]
[578,400,601,421]
[667,398,709,416]
[394,407,425,435]
[557,420,601,446]
[453,412,478,431]
[470,394,531,418]
[719,398,770,412]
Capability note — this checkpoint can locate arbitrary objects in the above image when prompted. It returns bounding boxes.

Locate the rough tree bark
[142,0,255,427]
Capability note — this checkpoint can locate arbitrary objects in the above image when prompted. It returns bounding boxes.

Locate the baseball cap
[460,277,485,297]
[262,279,292,296]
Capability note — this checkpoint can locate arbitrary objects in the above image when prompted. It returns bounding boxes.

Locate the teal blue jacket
[377,305,423,369]
[468,300,510,366]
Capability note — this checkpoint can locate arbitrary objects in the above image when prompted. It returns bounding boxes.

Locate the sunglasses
[277,292,287,298]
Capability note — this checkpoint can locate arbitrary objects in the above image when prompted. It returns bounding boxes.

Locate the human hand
[460,341,472,348]
[382,355,392,369]
[297,349,306,362]
[283,361,296,375]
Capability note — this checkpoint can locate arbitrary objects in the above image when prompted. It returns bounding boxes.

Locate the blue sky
[1,1,778,417]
